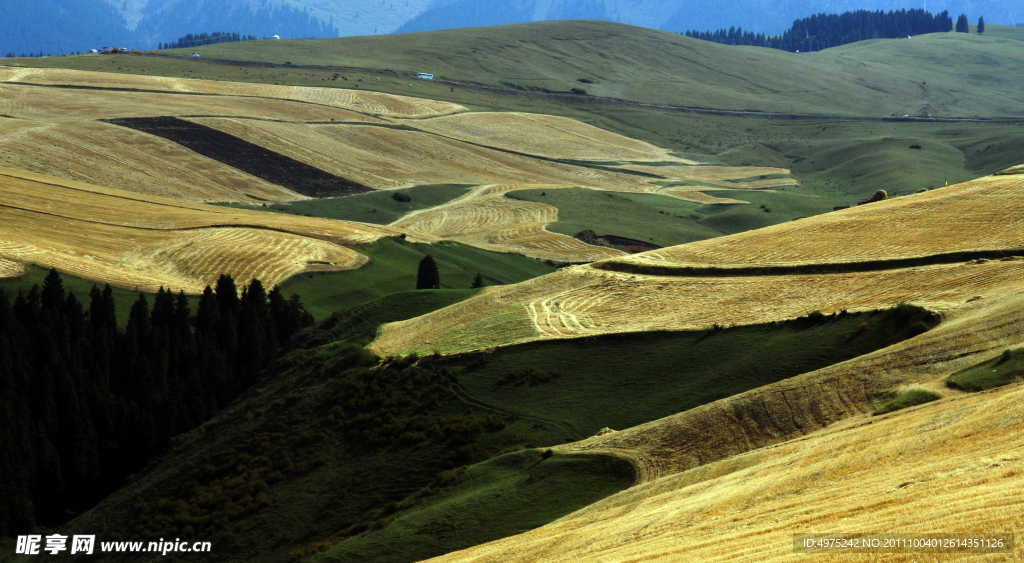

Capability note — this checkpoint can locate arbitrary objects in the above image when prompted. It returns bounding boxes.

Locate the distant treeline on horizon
[683,9,958,53]
[158,32,259,50]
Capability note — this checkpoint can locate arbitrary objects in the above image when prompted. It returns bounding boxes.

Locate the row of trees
[158,32,258,50]
[955,15,985,33]
[683,9,959,52]
[0,271,313,535]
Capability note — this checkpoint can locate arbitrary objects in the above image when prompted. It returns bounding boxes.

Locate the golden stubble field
[0,167,405,293]
[372,170,1024,355]
[420,225,1024,563]
[0,66,794,263]
[618,170,1024,270]
[429,379,1024,562]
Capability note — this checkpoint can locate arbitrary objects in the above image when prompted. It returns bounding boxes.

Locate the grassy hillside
[310,289,480,347]
[165,21,1024,117]
[508,186,838,245]
[280,237,555,318]
[436,306,938,436]
[218,184,473,224]
[58,304,932,563]
[11,27,1024,212]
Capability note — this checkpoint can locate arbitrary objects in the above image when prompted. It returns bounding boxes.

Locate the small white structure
[272,35,281,40]
[417,73,434,80]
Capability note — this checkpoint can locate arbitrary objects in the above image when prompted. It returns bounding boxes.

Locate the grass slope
[220,184,473,225]
[310,289,480,347]
[946,347,1024,391]
[437,306,938,436]
[58,304,935,563]
[280,237,555,318]
[163,21,1024,118]
[12,30,1024,215]
[314,450,633,563]
[506,188,723,248]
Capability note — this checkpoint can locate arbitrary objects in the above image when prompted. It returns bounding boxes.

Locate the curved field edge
[594,248,1024,277]
[310,450,635,563]
[416,292,1024,563]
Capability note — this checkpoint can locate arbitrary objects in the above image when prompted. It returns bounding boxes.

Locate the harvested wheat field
[392,184,624,263]
[0,167,401,292]
[617,172,1024,271]
[425,276,1024,562]
[372,259,1024,355]
[0,257,25,279]
[409,112,695,162]
[430,382,1024,562]
[372,167,1024,355]
[0,82,386,124]
[0,119,300,203]
[659,186,750,205]
[0,67,464,118]
[189,118,658,191]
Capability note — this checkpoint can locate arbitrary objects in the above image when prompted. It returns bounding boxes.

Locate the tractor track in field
[447,379,587,442]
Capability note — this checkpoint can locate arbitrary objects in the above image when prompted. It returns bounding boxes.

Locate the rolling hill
[372,166,1024,355]
[177,20,1024,117]
[1,19,1022,563]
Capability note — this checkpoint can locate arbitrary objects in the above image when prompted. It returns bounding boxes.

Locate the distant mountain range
[2,0,1021,56]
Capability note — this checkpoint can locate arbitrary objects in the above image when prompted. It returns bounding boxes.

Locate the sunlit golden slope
[0,67,465,118]
[0,257,24,279]
[424,258,1024,563]
[0,168,402,293]
[428,379,1024,562]
[372,170,1024,355]
[396,164,1024,563]
[615,171,1024,271]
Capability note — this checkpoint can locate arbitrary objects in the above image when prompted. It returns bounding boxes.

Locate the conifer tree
[416,255,441,289]
[956,14,970,32]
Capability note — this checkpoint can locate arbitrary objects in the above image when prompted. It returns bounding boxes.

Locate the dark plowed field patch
[106,116,371,198]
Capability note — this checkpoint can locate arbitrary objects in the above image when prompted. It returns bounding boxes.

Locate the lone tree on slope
[978,16,985,34]
[416,255,440,289]
[471,272,484,289]
[956,14,969,33]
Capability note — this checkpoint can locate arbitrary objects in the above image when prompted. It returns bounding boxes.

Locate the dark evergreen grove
[159,32,258,50]
[956,14,970,33]
[0,270,313,535]
[683,9,954,53]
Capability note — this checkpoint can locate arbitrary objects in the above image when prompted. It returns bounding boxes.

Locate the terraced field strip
[190,117,658,192]
[0,119,300,203]
[658,188,748,205]
[0,168,400,292]
[621,164,797,187]
[0,67,465,118]
[108,117,371,198]
[372,259,1024,355]
[391,184,625,262]
[408,112,694,163]
[429,380,1024,562]
[0,81,388,124]
[425,271,1024,563]
[616,172,1024,271]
